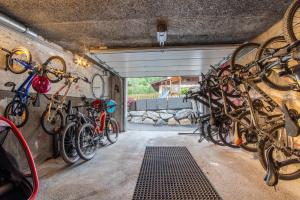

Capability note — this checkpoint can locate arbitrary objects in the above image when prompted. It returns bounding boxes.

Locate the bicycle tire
[41,107,64,136]
[206,124,225,146]
[218,120,240,149]
[256,35,294,91]
[257,123,300,180]
[231,43,260,70]
[4,100,29,128]
[236,110,258,152]
[43,56,66,83]
[60,122,80,164]
[91,73,105,98]
[105,118,119,144]
[283,0,300,43]
[75,123,97,161]
[7,47,32,74]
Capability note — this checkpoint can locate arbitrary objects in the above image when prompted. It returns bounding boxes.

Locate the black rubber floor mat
[133,146,222,200]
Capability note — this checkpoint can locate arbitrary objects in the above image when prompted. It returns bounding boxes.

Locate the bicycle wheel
[258,124,300,180]
[7,47,32,74]
[4,100,29,128]
[75,123,97,161]
[105,118,119,144]
[60,122,80,164]
[206,124,225,146]
[283,0,300,42]
[43,56,66,83]
[91,73,105,98]
[218,120,240,149]
[231,43,260,71]
[236,111,258,152]
[41,107,64,135]
[256,36,296,91]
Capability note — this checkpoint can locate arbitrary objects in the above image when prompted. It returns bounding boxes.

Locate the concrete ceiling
[0,0,292,77]
[0,0,291,52]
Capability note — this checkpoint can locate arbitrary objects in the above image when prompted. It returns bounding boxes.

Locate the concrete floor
[37,125,300,200]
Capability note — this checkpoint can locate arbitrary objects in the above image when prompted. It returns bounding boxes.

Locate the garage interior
[0,1,300,200]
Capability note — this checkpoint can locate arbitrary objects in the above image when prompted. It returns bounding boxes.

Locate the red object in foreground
[0,115,39,200]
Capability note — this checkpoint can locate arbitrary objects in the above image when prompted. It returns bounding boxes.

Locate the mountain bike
[3,53,66,128]
[59,100,96,164]
[75,98,119,161]
[40,73,90,135]
[228,39,300,186]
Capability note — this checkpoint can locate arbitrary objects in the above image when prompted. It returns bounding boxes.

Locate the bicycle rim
[7,47,31,74]
[44,56,66,83]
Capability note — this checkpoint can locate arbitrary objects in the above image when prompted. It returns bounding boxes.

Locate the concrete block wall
[0,25,124,164]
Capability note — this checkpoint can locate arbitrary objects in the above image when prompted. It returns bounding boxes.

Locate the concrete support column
[123,78,128,132]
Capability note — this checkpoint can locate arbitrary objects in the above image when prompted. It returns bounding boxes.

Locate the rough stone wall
[128,109,196,126]
[0,25,110,98]
[0,25,119,164]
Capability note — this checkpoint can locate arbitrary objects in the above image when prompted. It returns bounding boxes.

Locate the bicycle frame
[8,59,38,106]
[46,77,74,121]
[95,110,107,135]
[219,76,288,150]
[14,71,37,104]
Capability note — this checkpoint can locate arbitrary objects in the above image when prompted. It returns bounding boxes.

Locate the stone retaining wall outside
[127,109,196,126]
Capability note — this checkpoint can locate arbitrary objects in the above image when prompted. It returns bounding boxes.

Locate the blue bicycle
[2,47,66,127]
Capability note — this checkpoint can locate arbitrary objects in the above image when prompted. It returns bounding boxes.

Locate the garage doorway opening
[127,76,200,131]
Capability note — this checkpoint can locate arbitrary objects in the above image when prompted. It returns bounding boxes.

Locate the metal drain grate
[133,146,222,200]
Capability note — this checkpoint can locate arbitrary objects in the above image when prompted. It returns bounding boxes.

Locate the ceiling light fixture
[157,20,167,47]
[73,55,90,68]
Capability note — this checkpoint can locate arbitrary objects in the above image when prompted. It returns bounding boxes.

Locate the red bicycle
[0,115,39,200]
[75,98,119,161]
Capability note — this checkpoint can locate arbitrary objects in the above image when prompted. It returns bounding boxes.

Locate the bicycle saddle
[264,146,278,187]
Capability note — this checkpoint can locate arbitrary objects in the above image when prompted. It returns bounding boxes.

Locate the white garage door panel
[120,70,206,77]
[90,46,236,77]
[108,59,222,69]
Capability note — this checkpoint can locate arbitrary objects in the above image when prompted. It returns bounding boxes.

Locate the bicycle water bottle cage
[282,104,300,137]
[264,146,278,187]
[4,82,16,92]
